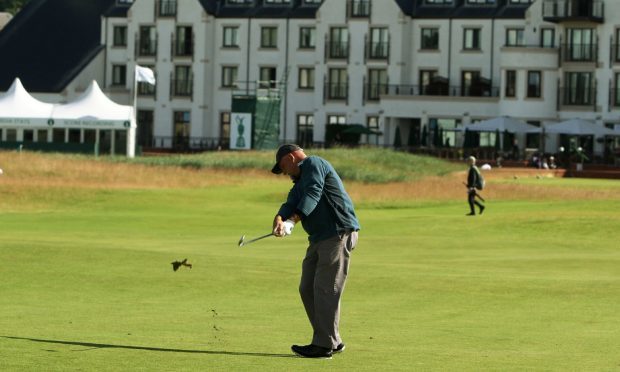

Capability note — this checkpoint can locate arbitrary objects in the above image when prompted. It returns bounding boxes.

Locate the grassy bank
[1,151,619,371]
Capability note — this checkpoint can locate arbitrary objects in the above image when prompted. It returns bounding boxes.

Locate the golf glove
[283,219,295,236]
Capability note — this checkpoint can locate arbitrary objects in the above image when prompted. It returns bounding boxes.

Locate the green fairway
[1,153,619,371]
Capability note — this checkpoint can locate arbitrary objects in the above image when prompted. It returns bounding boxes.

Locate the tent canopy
[543,118,617,136]
[465,116,541,133]
[0,78,54,125]
[50,80,135,129]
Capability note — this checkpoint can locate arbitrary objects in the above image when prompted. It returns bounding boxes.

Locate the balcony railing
[610,86,620,108]
[367,41,389,60]
[559,87,596,107]
[170,77,193,98]
[366,83,388,101]
[611,43,620,64]
[386,84,500,98]
[561,43,598,63]
[326,41,349,60]
[135,35,157,58]
[157,0,177,17]
[542,0,604,23]
[171,36,194,58]
[325,82,348,100]
[137,82,156,97]
[348,0,371,18]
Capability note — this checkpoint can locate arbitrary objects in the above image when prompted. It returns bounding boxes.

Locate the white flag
[135,65,156,85]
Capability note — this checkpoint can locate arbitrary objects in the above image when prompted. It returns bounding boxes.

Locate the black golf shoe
[479,205,485,215]
[291,344,333,359]
[333,343,345,354]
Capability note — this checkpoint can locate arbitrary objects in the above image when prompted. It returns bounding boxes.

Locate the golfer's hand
[282,220,295,236]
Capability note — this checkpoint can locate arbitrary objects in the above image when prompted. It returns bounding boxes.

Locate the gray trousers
[299,231,358,349]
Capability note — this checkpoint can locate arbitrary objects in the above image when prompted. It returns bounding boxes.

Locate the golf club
[238,232,274,247]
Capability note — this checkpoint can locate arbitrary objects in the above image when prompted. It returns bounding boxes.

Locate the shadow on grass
[2,336,295,358]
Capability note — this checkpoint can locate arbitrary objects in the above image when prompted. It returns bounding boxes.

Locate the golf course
[0,149,619,371]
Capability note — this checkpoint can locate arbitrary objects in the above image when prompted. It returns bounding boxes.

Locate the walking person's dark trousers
[468,189,484,214]
[299,231,358,349]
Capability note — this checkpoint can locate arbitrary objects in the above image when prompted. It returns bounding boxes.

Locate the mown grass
[0,150,619,371]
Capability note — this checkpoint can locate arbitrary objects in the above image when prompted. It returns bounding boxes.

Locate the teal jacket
[277,156,360,243]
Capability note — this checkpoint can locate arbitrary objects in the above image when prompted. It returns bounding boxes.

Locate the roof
[197,0,321,18]
[0,0,130,93]
[403,0,533,19]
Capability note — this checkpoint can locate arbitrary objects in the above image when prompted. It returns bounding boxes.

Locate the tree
[0,0,29,15]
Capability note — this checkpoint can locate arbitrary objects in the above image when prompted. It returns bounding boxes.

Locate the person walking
[466,156,485,216]
[271,144,360,359]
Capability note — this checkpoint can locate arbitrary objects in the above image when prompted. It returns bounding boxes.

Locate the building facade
[3,0,620,158]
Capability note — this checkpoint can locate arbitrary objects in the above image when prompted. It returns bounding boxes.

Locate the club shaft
[243,233,273,245]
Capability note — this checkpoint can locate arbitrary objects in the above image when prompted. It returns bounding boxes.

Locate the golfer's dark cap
[271,144,302,174]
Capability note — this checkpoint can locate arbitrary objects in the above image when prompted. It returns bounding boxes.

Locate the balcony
[366,41,389,61]
[135,36,157,58]
[559,87,596,108]
[171,36,194,59]
[543,0,604,23]
[325,82,348,101]
[560,43,598,63]
[386,83,499,98]
[170,77,193,98]
[326,41,349,60]
[137,81,156,97]
[365,83,388,101]
[611,43,620,64]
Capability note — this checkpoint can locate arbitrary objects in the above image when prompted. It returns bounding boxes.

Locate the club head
[238,235,246,247]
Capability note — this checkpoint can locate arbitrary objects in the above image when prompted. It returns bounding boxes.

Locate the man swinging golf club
[271,144,360,359]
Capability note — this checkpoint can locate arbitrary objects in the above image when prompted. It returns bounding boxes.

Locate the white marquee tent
[0,79,136,157]
[0,78,54,126]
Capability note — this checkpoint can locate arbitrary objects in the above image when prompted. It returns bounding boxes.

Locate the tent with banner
[0,78,54,126]
[0,79,136,157]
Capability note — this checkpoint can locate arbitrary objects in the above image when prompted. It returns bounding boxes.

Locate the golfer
[466,156,485,216]
[271,144,360,359]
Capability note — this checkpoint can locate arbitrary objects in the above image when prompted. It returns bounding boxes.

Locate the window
[173,111,190,149]
[421,28,439,50]
[299,27,315,49]
[303,0,322,3]
[259,67,277,88]
[220,112,230,149]
[328,68,348,99]
[298,67,314,89]
[350,0,370,17]
[223,26,239,48]
[366,116,380,145]
[260,26,277,48]
[527,71,541,98]
[461,70,480,96]
[222,66,238,87]
[138,26,157,56]
[506,28,524,46]
[227,0,253,4]
[612,72,620,107]
[463,28,481,50]
[467,0,495,3]
[509,0,533,3]
[565,72,593,105]
[328,27,348,59]
[265,0,291,3]
[113,26,127,46]
[112,65,126,86]
[173,66,192,96]
[567,28,595,61]
[425,0,453,3]
[158,0,177,16]
[615,29,620,62]
[327,115,346,125]
[297,114,314,148]
[505,70,516,97]
[174,26,193,56]
[137,110,154,147]
[368,28,389,59]
[419,70,437,94]
[541,28,555,48]
[367,69,387,101]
